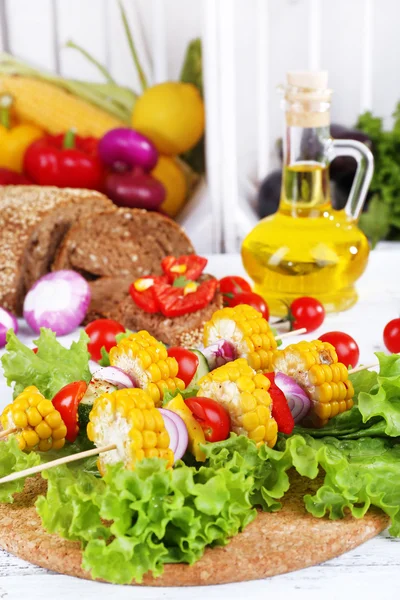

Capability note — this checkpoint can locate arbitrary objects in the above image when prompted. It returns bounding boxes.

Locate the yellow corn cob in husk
[272,340,354,427]
[1,386,67,451]
[197,358,278,448]
[109,331,185,407]
[0,75,125,136]
[87,388,173,475]
[203,304,277,372]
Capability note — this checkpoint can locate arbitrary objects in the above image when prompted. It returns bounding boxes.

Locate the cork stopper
[284,71,332,128]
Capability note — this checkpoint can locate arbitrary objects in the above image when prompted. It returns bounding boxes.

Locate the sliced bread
[0,186,115,314]
[52,208,195,280]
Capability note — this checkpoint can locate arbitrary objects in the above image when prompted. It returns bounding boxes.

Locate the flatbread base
[0,473,389,586]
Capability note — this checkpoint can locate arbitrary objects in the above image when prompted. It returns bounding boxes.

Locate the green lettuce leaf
[1,328,91,398]
[37,455,257,584]
[0,437,41,503]
[358,352,400,436]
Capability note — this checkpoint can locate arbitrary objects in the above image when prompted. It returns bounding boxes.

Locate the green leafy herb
[1,329,91,399]
[356,107,400,244]
[0,438,41,503]
[37,456,256,584]
[163,385,199,405]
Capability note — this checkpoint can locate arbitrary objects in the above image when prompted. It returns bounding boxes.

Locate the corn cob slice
[203,304,277,372]
[197,358,278,447]
[109,331,185,407]
[272,341,354,427]
[0,75,124,137]
[1,386,67,451]
[87,387,173,475]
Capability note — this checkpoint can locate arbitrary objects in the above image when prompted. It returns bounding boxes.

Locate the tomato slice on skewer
[185,396,230,442]
[52,380,88,443]
[167,347,199,387]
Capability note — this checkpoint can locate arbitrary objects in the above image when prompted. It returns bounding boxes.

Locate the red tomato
[184,397,231,442]
[289,297,325,332]
[219,276,252,306]
[52,381,88,443]
[318,331,360,367]
[230,291,269,321]
[85,319,125,361]
[383,318,400,353]
[32,347,38,354]
[167,347,199,387]
[129,275,169,314]
[161,255,207,282]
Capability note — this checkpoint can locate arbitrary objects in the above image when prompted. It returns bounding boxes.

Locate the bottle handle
[330,139,374,220]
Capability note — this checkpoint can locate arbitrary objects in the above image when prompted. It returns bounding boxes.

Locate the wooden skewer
[348,362,378,375]
[0,443,116,485]
[0,427,17,440]
[274,327,307,341]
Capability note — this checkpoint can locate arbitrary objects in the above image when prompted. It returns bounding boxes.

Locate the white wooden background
[0,0,398,252]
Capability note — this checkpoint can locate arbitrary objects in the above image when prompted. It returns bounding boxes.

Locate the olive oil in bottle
[241,72,373,316]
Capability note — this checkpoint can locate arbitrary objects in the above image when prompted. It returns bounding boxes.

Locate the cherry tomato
[219,276,252,306]
[230,291,269,321]
[167,347,199,387]
[52,381,88,443]
[318,331,360,368]
[85,319,125,361]
[184,397,231,442]
[161,255,207,282]
[289,297,325,332]
[383,318,400,353]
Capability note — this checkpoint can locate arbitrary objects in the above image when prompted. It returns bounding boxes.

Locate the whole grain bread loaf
[85,277,133,324]
[52,208,194,280]
[0,186,115,314]
[103,275,223,348]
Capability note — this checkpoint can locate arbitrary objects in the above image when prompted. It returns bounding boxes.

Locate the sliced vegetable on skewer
[23,270,91,335]
[109,330,185,406]
[157,408,188,460]
[272,340,354,427]
[196,358,278,447]
[273,372,311,424]
[1,386,67,451]
[263,373,295,434]
[319,331,360,368]
[85,318,125,361]
[203,305,277,372]
[52,381,88,443]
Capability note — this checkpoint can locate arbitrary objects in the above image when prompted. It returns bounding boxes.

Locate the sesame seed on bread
[0,186,115,314]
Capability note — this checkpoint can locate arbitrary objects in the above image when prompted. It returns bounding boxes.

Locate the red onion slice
[201,340,236,370]
[158,408,188,461]
[89,360,101,375]
[274,372,311,423]
[157,409,179,454]
[0,308,18,348]
[23,270,91,336]
[92,366,135,389]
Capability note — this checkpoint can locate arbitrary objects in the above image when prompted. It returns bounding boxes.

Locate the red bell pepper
[264,372,295,434]
[23,129,104,190]
[0,167,32,185]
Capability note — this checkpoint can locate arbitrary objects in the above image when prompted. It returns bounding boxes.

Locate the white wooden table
[1,245,400,600]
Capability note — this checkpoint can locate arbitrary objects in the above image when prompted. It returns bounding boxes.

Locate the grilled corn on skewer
[87,387,174,475]
[203,305,277,372]
[197,358,278,447]
[272,341,354,427]
[1,386,67,451]
[109,331,185,407]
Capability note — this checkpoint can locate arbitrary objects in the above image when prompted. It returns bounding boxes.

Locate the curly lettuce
[1,328,91,398]
[37,454,257,584]
[0,437,41,503]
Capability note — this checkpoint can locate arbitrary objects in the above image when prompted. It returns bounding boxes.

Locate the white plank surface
[1,244,400,598]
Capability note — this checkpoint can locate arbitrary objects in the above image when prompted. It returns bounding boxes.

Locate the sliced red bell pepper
[264,372,295,435]
[23,129,104,190]
[161,255,207,282]
[152,279,218,318]
[129,274,169,313]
